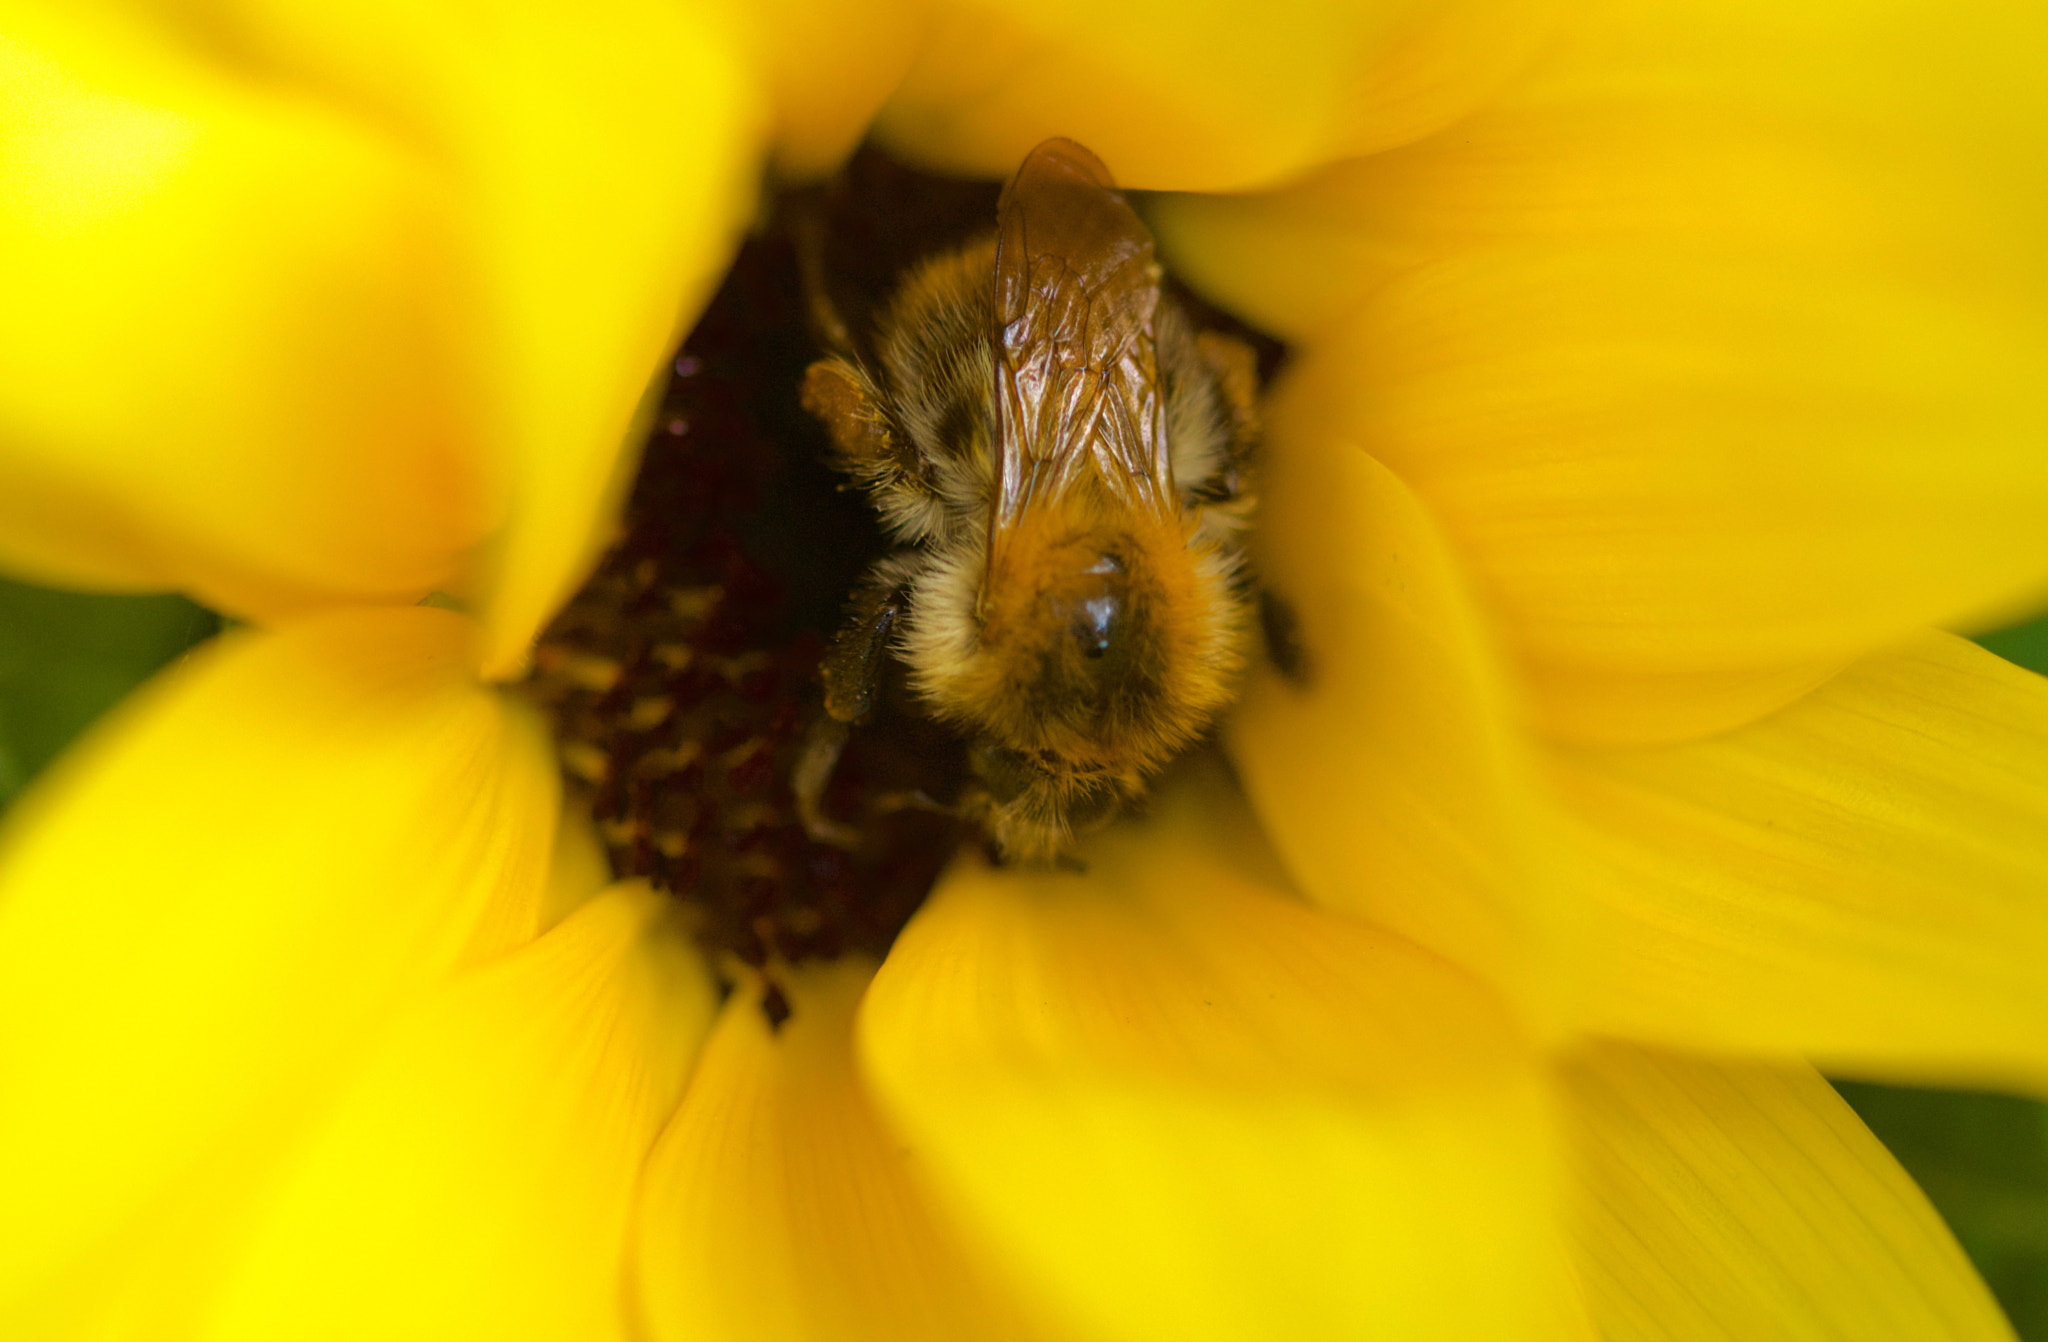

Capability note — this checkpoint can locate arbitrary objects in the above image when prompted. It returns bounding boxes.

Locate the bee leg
[868,789,961,817]
[783,184,856,357]
[792,713,861,850]
[800,358,946,527]
[820,556,917,723]
[1195,330,1262,483]
[794,555,919,849]
[800,357,885,475]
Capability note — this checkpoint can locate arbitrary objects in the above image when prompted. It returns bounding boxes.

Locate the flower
[3,2,2047,1341]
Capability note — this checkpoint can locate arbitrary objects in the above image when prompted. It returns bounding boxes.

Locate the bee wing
[991,139,1172,529]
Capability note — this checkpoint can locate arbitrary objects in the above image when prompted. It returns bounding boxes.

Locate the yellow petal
[1561,1042,2012,1341]
[540,793,615,932]
[1156,0,2048,742]
[283,0,772,677]
[0,606,556,1317]
[1225,428,1563,1009]
[202,884,711,1342]
[874,0,1558,191]
[634,958,1050,1342]
[858,760,1586,1342]
[0,5,485,616]
[729,0,928,178]
[1554,631,2048,1094]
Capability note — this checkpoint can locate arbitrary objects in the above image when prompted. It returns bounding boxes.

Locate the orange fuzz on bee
[911,500,1244,778]
[799,138,1263,860]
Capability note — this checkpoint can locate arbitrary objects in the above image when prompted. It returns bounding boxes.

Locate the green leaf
[1835,1081,2048,1339]
[1972,611,2048,676]
[0,578,219,812]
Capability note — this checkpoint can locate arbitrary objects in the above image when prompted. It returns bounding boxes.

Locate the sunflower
[2,1,2045,1339]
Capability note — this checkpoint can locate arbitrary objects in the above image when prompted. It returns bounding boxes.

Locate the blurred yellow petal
[1225,423,1563,1009]
[1562,1042,2012,1341]
[3,2,767,659]
[540,794,615,933]
[266,0,772,677]
[206,884,711,1342]
[0,606,556,1319]
[1270,254,2047,746]
[0,5,483,616]
[212,0,767,675]
[635,958,1049,1342]
[875,0,1558,191]
[731,0,928,178]
[1555,632,2048,1093]
[859,761,1585,1342]
[1156,0,2048,742]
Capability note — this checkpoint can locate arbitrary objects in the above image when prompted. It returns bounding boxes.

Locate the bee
[798,138,1261,860]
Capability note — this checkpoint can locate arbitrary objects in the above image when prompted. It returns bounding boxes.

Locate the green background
[0,579,218,810]
[0,575,2043,1333]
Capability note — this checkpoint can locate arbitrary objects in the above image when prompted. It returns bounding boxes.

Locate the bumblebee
[799,138,1260,859]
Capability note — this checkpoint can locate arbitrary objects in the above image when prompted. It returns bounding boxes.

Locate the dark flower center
[525,150,1284,1028]
[524,154,1001,1026]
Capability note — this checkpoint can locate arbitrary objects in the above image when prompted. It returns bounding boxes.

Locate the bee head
[967,740,1133,859]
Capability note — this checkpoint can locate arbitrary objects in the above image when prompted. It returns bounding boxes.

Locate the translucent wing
[990,139,1172,530]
